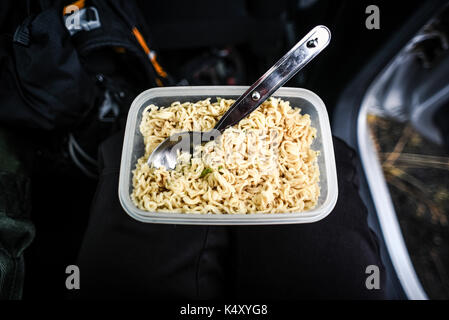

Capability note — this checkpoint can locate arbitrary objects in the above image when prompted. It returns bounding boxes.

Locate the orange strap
[155,78,163,87]
[63,0,86,15]
[132,27,168,79]
[62,2,167,82]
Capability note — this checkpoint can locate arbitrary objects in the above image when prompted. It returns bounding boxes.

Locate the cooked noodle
[131,97,320,214]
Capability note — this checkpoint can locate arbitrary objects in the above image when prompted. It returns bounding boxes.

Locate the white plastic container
[119,86,338,225]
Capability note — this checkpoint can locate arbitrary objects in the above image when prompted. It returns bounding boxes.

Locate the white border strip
[357,96,428,300]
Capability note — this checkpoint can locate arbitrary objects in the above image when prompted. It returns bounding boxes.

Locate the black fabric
[0,127,36,300]
[0,0,169,131]
[0,7,99,130]
[73,133,228,299]
[73,133,386,299]
[69,0,163,89]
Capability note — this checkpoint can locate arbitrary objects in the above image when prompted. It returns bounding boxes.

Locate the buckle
[64,7,101,36]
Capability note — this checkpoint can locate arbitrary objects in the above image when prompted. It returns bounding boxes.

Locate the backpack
[0,0,172,177]
[0,0,171,130]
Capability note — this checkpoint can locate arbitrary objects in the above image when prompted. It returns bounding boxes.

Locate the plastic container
[119,86,338,225]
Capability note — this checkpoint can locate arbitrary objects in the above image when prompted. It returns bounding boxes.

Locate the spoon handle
[213,25,331,132]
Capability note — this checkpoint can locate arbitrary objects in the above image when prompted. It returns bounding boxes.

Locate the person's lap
[73,132,385,299]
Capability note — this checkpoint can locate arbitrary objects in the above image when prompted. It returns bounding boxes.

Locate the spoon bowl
[147,130,222,170]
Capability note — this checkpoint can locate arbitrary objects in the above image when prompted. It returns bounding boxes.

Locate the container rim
[119,86,338,225]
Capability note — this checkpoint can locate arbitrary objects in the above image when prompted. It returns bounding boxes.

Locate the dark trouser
[73,132,386,299]
[0,128,35,300]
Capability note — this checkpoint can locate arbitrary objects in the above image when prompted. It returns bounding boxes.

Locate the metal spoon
[147,25,331,170]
